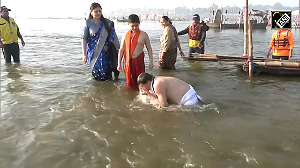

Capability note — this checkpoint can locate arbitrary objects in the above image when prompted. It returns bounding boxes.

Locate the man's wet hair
[128,14,140,23]
[137,73,154,84]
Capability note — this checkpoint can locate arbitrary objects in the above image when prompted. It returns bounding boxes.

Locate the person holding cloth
[0,6,25,63]
[118,14,154,89]
[267,29,294,60]
[178,14,206,56]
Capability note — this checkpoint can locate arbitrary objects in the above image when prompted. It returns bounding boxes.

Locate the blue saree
[86,21,118,81]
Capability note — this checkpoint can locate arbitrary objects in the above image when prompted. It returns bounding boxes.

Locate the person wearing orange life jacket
[178,14,207,56]
[0,6,25,63]
[267,29,294,60]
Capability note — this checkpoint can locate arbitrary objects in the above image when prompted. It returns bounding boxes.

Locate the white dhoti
[180,85,202,106]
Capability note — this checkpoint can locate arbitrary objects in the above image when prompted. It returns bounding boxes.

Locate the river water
[1,18,300,168]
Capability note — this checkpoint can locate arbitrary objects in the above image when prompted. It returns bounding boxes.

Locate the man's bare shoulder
[137,31,149,44]
[140,30,147,34]
[140,31,149,38]
[153,77,166,93]
[157,76,188,86]
[154,76,172,85]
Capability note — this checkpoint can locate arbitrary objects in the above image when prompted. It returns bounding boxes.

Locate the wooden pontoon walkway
[183,54,300,75]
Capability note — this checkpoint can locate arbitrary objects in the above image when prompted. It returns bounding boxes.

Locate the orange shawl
[124,30,141,71]
[124,30,142,88]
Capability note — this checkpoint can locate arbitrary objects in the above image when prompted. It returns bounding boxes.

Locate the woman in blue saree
[82,2,120,81]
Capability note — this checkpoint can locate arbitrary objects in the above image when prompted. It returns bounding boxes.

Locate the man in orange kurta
[118,14,154,89]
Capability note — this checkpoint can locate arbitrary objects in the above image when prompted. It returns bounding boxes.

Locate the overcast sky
[2,0,299,18]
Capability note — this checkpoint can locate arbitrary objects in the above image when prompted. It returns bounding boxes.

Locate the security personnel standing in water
[267,29,294,60]
[178,14,207,56]
[0,6,25,63]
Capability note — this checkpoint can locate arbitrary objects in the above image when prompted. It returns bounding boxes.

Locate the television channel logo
[271,11,292,29]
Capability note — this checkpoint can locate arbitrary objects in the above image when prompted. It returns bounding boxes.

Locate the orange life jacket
[273,30,290,50]
[188,23,202,40]
[271,30,294,57]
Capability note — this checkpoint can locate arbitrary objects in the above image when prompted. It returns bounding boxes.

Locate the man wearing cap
[178,14,206,56]
[0,6,25,63]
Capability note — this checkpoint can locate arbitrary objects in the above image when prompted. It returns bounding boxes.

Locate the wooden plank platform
[182,54,265,62]
[182,53,300,75]
[182,54,300,68]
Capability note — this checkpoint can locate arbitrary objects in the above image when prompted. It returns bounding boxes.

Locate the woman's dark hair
[162,15,172,24]
[88,2,101,19]
[89,2,110,37]
[128,14,140,23]
[137,73,154,84]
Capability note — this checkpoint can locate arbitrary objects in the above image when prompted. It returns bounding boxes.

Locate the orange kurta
[124,30,145,89]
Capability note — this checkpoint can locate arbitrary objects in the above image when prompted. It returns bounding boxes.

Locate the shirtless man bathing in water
[137,73,203,108]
